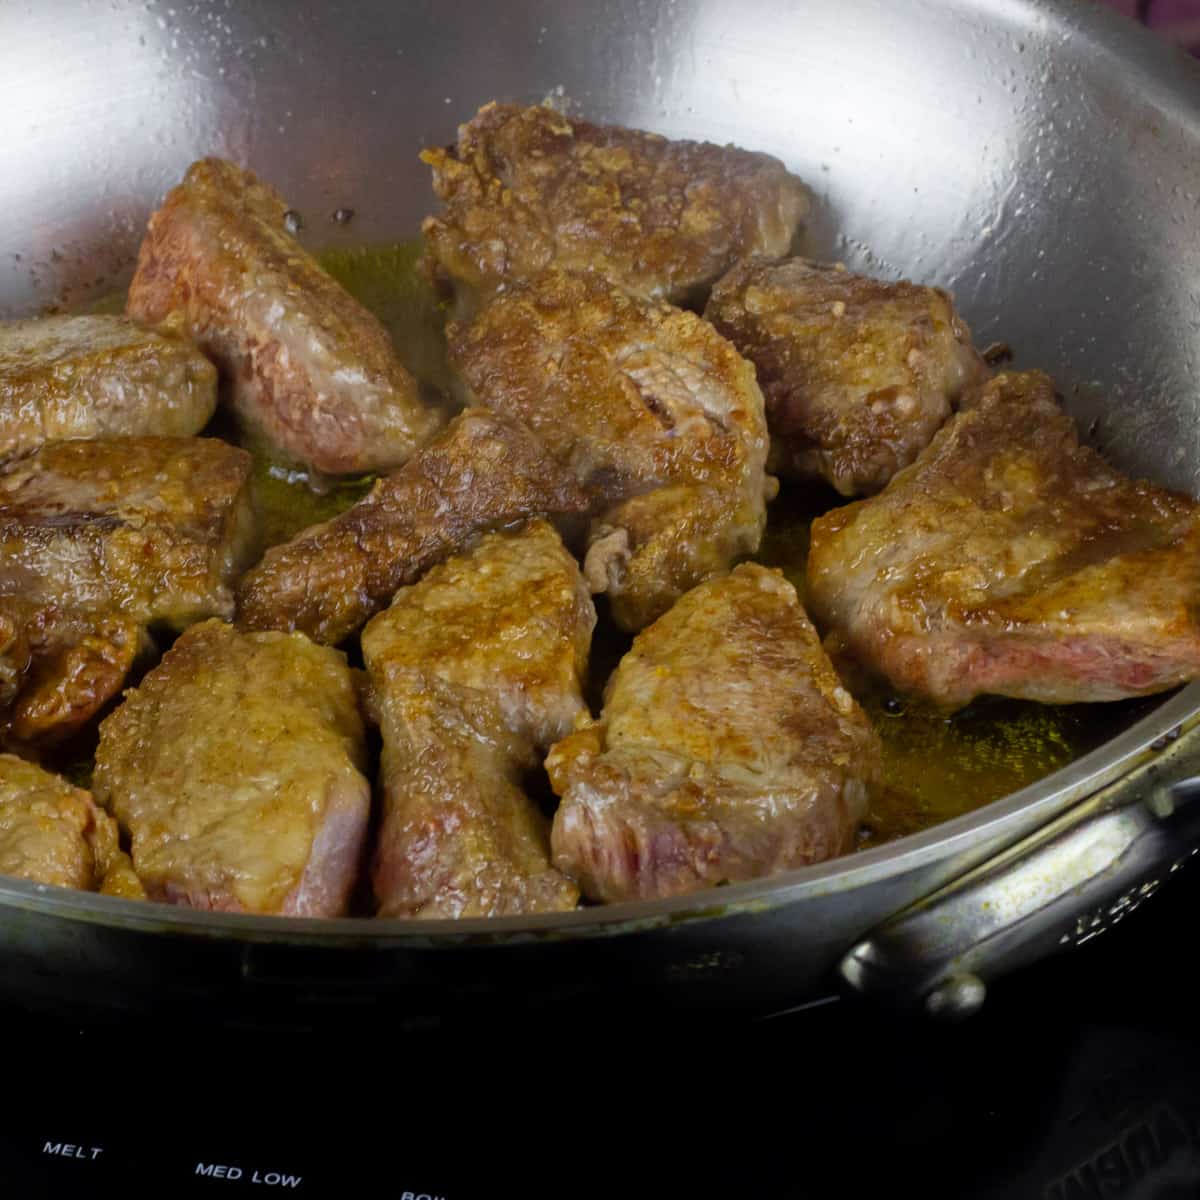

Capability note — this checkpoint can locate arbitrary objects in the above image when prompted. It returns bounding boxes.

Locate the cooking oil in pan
[758,486,1159,846]
[86,241,1159,848]
[319,241,453,395]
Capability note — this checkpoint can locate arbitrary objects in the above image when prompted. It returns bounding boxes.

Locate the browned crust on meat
[0,314,217,464]
[807,371,1200,707]
[548,564,878,901]
[448,267,771,629]
[0,437,255,628]
[0,436,255,744]
[0,753,138,894]
[9,618,147,744]
[127,157,442,476]
[236,408,591,644]
[421,102,810,306]
[363,523,591,918]
[93,620,369,916]
[706,256,988,495]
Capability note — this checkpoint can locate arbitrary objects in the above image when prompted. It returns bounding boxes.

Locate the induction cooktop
[2,857,1198,1199]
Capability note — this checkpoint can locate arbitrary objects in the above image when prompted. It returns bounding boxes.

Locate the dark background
[1111,0,1200,53]
[3,859,1198,1199]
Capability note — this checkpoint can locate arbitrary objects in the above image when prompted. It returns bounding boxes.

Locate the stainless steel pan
[1,0,1199,1025]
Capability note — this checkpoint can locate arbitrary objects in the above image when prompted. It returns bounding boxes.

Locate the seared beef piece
[93,620,369,916]
[0,315,217,464]
[0,436,254,743]
[548,563,877,902]
[705,256,988,496]
[448,268,771,630]
[237,408,590,645]
[3,611,151,746]
[0,753,142,897]
[807,370,1200,708]
[422,102,809,308]
[0,437,254,628]
[127,158,443,478]
[363,521,591,918]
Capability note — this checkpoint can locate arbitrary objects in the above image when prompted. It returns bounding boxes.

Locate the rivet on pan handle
[839,722,1200,1019]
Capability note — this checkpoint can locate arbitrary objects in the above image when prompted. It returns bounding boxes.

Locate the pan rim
[2,682,1196,943]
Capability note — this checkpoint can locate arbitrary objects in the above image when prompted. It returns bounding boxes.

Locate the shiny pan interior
[1,0,1199,943]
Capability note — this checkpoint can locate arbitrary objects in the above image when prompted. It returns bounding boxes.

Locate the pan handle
[839,720,1200,1019]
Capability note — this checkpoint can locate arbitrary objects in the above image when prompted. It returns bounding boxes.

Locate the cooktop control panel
[7,1131,455,1197]
[4,862,1199,1199]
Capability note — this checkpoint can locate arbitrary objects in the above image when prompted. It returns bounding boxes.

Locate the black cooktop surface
[4,863,1199,1199]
